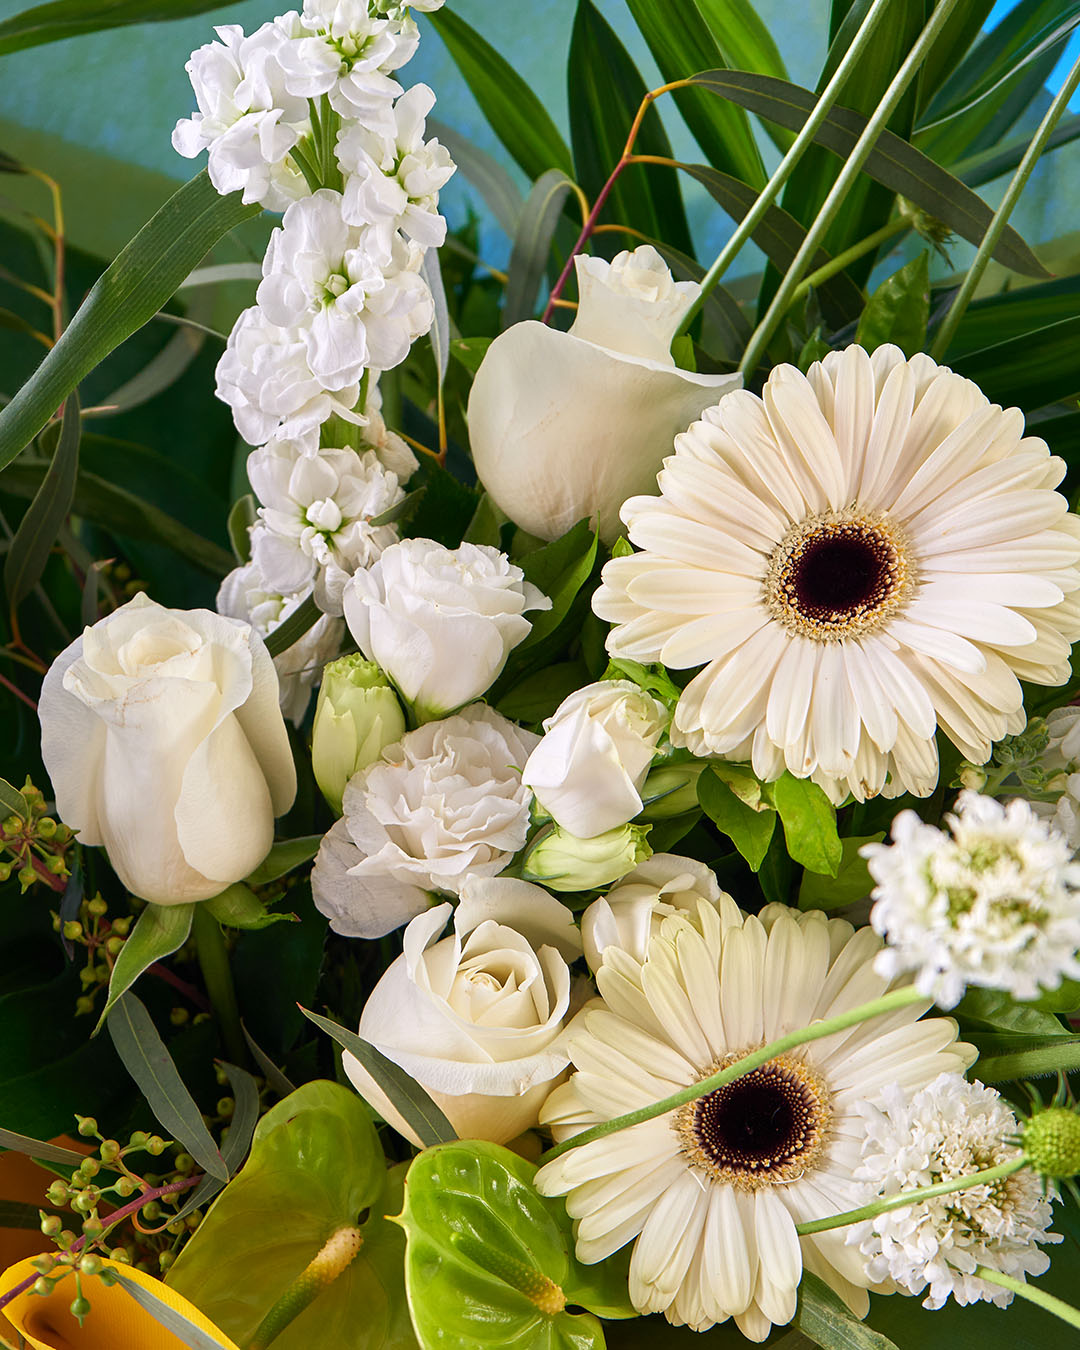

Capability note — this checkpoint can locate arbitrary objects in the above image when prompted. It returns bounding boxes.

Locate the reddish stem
[0,668,38,712]
[540,160,631,324]
[147,962,211,1013]
[31,854,66,893]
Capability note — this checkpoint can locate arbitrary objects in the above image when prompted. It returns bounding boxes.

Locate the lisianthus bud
[311,655,406,815]
[523,822,651,892]
[638,761,706,819]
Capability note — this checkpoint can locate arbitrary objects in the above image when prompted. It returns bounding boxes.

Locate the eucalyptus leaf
[698,766,777,871]
[420,246,450,384]
[503,170,577,329]
[797,1272,898,1350]
[218,1061,260,1176]
[0,777,29,821]
[94,902,195,1032]
[0,0,234,54]
[245,836,322,887]
[205,883,296,932]
[799,836,881,911]
[428,119,525,237]
[0,1127,85,1167]
[104,1269,232,1350]
[263,594,321,658]
[766,774,843,877]
[855,252,930,357]
[242,1022,297,1099]
[4,391,80,609]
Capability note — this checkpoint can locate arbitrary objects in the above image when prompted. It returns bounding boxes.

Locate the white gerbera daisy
[534,900,975,1340]
[593,344,1080,803]
[849,1073,1059,1310]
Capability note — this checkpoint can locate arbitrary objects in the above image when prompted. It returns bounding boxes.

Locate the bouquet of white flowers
[2,2,1080,1348]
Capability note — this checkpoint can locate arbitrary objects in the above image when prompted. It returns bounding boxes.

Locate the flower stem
[974,1267,1080,1330]
[537,985,925,1165]
[789,215,910,309]
[738,0,962,379]
[929,51,1080,361]
[794,1156,1028,1236]
[192,903,246,1066]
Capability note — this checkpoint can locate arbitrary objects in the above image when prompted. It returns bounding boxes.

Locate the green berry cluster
[50,894,132,1016]
[0,780,73,891]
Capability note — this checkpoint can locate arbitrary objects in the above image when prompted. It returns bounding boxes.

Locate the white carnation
[248,440,403,614]
[865,789,1080,1008]
[311,703,539,937]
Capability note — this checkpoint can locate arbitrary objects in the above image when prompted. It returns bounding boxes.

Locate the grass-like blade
[107,992,229,1182]
[950,315,1080,410]
[299,1006,456,1148]
[94,902,195,1033]
[4,392,80,609]
[0,1127,85,1166]
[428,119,524,237]
[797,1272,899,1349]
[105,1270,231,1350]
[263,593,321,658]
[504,169,577,328]
[0,0,232,54]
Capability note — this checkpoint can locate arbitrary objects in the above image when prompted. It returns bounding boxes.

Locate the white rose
[522,679,668,838]
[343,877,582,1145]
[39,593,296,905]
[311,703,539,937]
[468,245,742,543]
[343,538,551,719]
[580,853,731,973]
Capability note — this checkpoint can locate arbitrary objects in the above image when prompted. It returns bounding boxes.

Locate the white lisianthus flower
[594,344,1080,803]
[535,902,975,1339]
[522,679,668,838]
[580,852,725,972]
[311,654,405,815]
[468,245,740,543]
[343,539,551,719]
[343,878,581,1145]
[258,189,434,384]
[311,703,538,937]
[277,1,419,132]
[337,83,456,248]
[849,1074,1059,1309]
[248,440,404,615]
[172,21,309,210]
[39,593,296,905]
[217,558,344,725]
[523,822,653,892]
[216,305,365,450]
[865,789,1080,1008]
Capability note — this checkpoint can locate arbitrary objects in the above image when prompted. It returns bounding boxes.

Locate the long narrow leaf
[421,247,450,384]
[106,1270,232,1350]
[956,113,1080,188]
[798,1272,899,1349]
[106,992,229,1182]
[219,1062,259,1175]
[0,0,230,54]
[263,593,321,657]
[950,316,1080,410]
[428,118,524,237]
[0,171,259,471]
[4,391,80,608]
[95,902,195,1033]
[504,170,576,328]
[0,1127,85,1167]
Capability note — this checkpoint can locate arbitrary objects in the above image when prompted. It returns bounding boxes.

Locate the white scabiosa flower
[864,789,1080,1008]
[216,558,343,725]
[172,21,309,210]
[258,188,434,384]
[248,440,404,614]
[311,703,539,937]
[535,902,975,1339]
[337,83,456,248]
[594,344,1080,804]
[848,1073,1059,1309]
[215,304,365,449]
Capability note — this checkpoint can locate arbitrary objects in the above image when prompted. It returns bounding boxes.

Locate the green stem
[795,1156,1027,1236]
[289,141,323,195]
[974,1267,1080,1330]
[929,52,1080,361]
[790,216,910,308]
[192,903,247,1066]
[676,0,895,339]
[738,0,962,379]
[537,985,925,1166]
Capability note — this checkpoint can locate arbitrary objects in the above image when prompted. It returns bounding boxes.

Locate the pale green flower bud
[312,655,406,815]
[523,823,651,893]
[638,762,705,819]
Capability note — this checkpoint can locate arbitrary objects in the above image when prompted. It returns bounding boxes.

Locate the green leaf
[263,593,321,659]
[569,0,693,259]
[420,246,449,388]
[797,1271,899,1350]
[651,239,751,361]
[101,1269,231,1350]
[0,1127,85,1167]
[106,992,228,1182]
[298,1007,456,1149]
[945,274,1080,359]
[0,777,29,821]
[450,336,494,376]
[915,0,997,113]
[698,766,777,871]
[227,493,256,565]
[91,301,210,415]
[949,316,1080,410]
[515,519,599,654]
[503,169,577,329]
[603,657,683,707]
[799,835,881,911]
[0,171,259,472]
[956,112,1080,188]
[94,902,195,1032]
[1023,978,1080,1015]
[428,10,573,182]
[204,883,297,932]
[368,486,427,529]
[855,251,930,358]
[0,0,234,55]
[624,0,766,186]
[399,1140,636,1350]
[954,988,1074,1040]
[687,71,1048,279]
[464,492,510,548]
[428,119,524,237]
[766,774,843,877]
[497,662,591,725]
[245,836,322,888]
[167,1081,415,1350]
[4,392,80,609]
[975,1041,1080,1083]
[695,0,789,83]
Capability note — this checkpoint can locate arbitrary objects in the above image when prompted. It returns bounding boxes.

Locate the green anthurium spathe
[166,1080,417,1349]
[398,1139,638,1350]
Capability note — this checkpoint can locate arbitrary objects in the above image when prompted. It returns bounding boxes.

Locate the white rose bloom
[39,593,296,905]
[522,679,668,838]
[258,189,434,384]
[172,21,309,210]
[248,441,403,614]
[216,305,365,450]
[311,703,539,936]
[468,245,741,542]
[343,878,581,1145]
[580,852,726,973]
[344,539,551,719]
[338,83,456,248]
[277,1,418,132]
[217,559,344,724]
